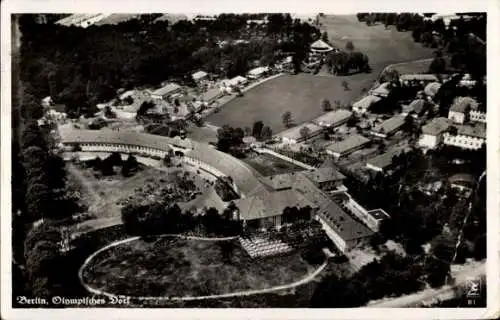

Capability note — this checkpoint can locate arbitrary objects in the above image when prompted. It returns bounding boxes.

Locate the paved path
[79,234,327,302]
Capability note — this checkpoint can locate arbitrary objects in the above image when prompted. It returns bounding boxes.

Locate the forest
[18,14,320,118]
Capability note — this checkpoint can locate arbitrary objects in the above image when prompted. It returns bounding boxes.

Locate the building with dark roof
[151,83,183,100]
[418,117,453,149]
[448,97,479,124]
[370,116,405,138]
[312,110,352,128]
[352,95,381,114]
[443,123,486,150]
[301,167,346,191]
[325,134,371,158]
[366,149,406,172]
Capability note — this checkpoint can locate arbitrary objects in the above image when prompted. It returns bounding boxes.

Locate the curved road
[79,234,327,302]
[368,261,485,307]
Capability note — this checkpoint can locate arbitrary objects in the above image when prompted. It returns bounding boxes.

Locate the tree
[244,126,252,137]
[261,126,273,141]
[137,101,155,116]
[321,98,332,111]
[429,56,447,74]
[346,116,359,127]
[345,41,354,51]
[342,80,350,91]
[321,31,329,43]
[299,126,311,142]
[122,154,139,177]
[282,111,292,128]
[252,121,264,139]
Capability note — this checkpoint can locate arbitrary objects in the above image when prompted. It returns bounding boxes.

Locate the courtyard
[242,152,306,177]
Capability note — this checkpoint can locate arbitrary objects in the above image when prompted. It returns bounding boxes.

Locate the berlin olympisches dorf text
[11,12,486,308]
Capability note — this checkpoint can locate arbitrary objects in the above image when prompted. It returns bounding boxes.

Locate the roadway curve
[79,234,327,302]
[367,261,485,307]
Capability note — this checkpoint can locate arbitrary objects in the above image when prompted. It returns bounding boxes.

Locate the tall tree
[282,111,292,128]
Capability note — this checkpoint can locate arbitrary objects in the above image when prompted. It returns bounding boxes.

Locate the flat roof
[313,110,352,126]
[367,209,390,220]
[371,116,405,134]
[277,122,323,141]
[151,83,182,96]
[421,117,452,136]
[326,134,371,155]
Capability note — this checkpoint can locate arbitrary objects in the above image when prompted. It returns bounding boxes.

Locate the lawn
[206,16,435,134]
[320,15,436,73]
[81,237,315,297]
[206,73,366,132]
[242,152,306,176]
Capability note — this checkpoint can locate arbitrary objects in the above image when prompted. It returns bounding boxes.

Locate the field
[242,152,306,176]
[320,15,436,73]
[81,237,315,297]
[206,73,367,132]
[206,15,435,134]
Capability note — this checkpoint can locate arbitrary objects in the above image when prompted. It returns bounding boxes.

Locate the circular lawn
[81,236,315,298]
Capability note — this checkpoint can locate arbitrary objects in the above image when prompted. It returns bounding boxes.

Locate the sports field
[206,15,435,133]
[206,73,367,132]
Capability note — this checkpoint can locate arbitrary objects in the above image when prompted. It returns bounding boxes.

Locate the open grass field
[242,152,306,176]
[321,15,436,72]
[206,16,435,134]
[206,73,366,132]
[82,237,314,297]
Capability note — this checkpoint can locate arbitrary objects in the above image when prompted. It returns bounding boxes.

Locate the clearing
[81,236,316,297]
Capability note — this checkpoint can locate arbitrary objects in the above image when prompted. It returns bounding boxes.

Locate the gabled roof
[424,82,442,97]
[400,74,439,82]
[234,189,317,220]
[405,99,427,115]
[455,123,486,139]
[259,172,297,191]
[352,95,381,110]
[371,116,405,134]
[192,70,208,81]
[151,83,182,96]
[313,110,352,127]
[450,96,479,113]
[421,117,452,135]
[277,122,323,141]
[325,134,371,155]
[310,39,333,51]
[301,167,346,184]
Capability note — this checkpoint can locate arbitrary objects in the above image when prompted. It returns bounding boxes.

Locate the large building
[418,117,453,149]
[448,96,479,124]
[366,149,406,173]
[400,74,439,86]
[277,122,324,144]
[59,128,375,253]
[312,110,352,128]
[151,83,183,100]
[301,167,346,192]
[370,116,405,138]
[443,123,486,150]
[325,134,371,158]
[352,95,381,114]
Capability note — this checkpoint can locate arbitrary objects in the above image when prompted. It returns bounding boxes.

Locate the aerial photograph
[10,12,487,309]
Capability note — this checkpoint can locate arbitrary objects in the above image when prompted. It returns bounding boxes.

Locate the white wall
[448,111,465,124]
[316,215,347,253]
[443,134,485,150]
[418,133,440,149]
